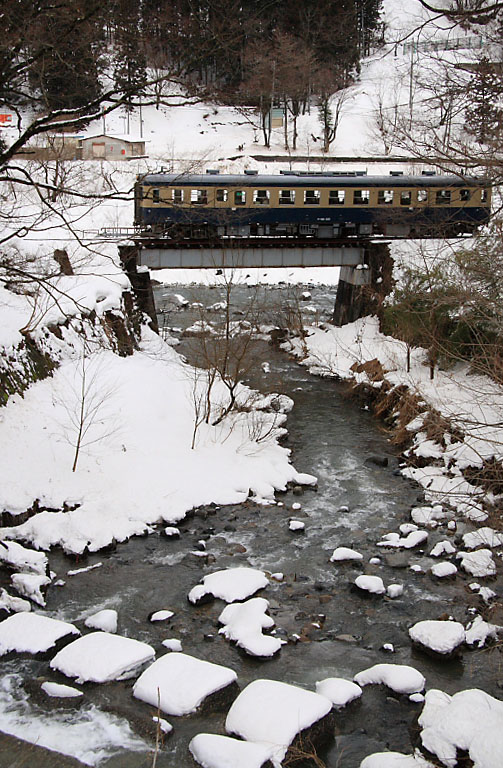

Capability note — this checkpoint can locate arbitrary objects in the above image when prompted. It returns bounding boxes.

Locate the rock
[385,552,410,569]
[364,455,389,468]
[335,634,359,644]
[292,486,304,496]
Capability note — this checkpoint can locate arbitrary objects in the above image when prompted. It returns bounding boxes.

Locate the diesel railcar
[134,171,491,242]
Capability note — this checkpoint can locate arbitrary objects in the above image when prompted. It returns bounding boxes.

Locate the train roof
[139,172,488,188]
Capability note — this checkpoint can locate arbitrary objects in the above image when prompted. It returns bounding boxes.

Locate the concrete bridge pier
[332,243,393,326]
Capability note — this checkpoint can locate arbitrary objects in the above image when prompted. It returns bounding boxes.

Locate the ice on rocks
[354,664,425,695]
[41,682,83,699]
[0,541,48,575]
[430,540,456,558]
[377,531,428,549]
[152,716,173,735]
[465,615,499,648]
[226,679,333,767]
[0,588,31,614]
[315,678,362,707]
[188,568,269,604]
[387,584,404,598]
[360,751,435,767]
[456,549,496,577]
[84,609,118,633]
[162,638,182,652]
[190,733,274,768]
[430,562,457,578]
[51,632,155,683]
[409,620,465,655]
[419,688,503,768]
[355,575,386,595]
[411,505,447,526]
[330,547,363,562]
[133,652,237,716]
[150,610,174,622]
[462,527,503,550]
[218,597,284,657]
[0,612,79,656]
[11,573,51,606]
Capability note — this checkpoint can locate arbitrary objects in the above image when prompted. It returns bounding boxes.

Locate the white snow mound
[225,679,332,766]
[190,733,274,768]
[188,568,268,604]
[50,632,155,683]
[315,678,362,707]
[133,652,237,716]
[354,664,425,695]
[409,620,465,654]
[0,612,79,656]
[218,597,284,657]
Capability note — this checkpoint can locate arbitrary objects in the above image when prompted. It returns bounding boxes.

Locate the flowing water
[0,282,501,768]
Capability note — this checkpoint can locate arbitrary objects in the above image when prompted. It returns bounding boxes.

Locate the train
[134,171,491,242]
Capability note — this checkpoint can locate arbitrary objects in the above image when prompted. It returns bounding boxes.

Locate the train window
[253,189,270,205]
[417,190,428,203]
[152,188,160,203]
[304,189,320,205]
[436,189,451,204]
[378,190,394,205]
[279,189,295,205]
[400,190,412,205]
[216,189,228,202]
[171,189,183,203]
[234,190,246,205]
[191,189,208,205]
[353,190,370,205]
[481,189,488,202]
[460,189,471,201]
[329,190,345,205]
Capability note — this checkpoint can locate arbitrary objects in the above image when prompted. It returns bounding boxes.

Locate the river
[0,281,500,768]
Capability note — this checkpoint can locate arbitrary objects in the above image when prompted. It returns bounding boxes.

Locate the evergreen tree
[465,57,503,144]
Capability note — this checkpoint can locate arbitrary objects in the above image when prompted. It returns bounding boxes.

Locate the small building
[79,134,146,160]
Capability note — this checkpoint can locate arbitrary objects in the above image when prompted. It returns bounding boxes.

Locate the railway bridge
[120,238,392,329]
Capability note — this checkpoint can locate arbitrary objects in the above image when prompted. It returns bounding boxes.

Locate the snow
[411,506,448,526]
[456,549,496,578]
[430,562,457,578]
[50,632,155,683]
[419,688,503,768]
[330,547,364,562]
[355,575,386,595]
[133,652,237,716]
[315,678,362,707]
[0,588,31,614]
[190,734,274,768]
[288,520,305,532]
[84,609,118,633]
[354,664,425,695]
[218,597,284,658]
[150,610,174,622]
[0,332,315,555]
[462,527,503,550]
[188,568,269,604]
[387,584,404,598]
[0,541,48,575]
[465,616,499,648]
[41,682,83,699]
[377,531,428,549]
[162,638,182,652]
[0,612,79,656]
[11,573,51,606]
[225,679,332,767]
[409,620,465,654]
[430,541,456,558]
[360,752,435,767]
[152,715,173,734]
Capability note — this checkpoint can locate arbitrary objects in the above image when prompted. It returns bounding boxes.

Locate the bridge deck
[137,245,365,269]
